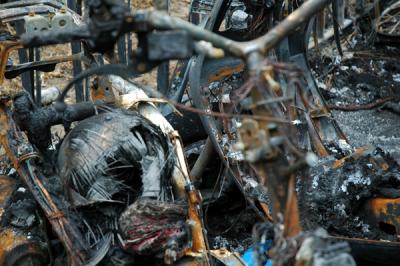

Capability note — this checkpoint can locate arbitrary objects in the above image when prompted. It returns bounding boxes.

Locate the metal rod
[142,0,331,57]
[15,21,34,97]
[117,36,127,64]
[190,137,214,184]
[241,0,331,54]
[35,47,41,106]
[127,0,133,62]
[68,0,84,102]
[28,47,35,99]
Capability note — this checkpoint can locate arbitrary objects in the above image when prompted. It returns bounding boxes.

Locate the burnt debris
[0,0,400,266]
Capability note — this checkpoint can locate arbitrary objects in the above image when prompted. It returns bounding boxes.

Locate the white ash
[330,86,350,96]
[342,52,354,60]
[312,174,320,189]
[220,133,244,161]
[234,119,242,128]
[393,74,400,82]
[221,94,231,103]
[351,65,363,74]
[333,56,342,65]
[338,139,353,153]
[230,118,242,133]
[220,134,229,148]
[349,36,358,48]
[213,236,245,253]
[354,216,370,234]
[332,110,400,164]
[7,167,15,175]
[243,176,259,189]
[340,170,371,194]
[327,146,339,154]
[184,141,205,156]
[17,187,27,193]
[292,119,302,125]
[361,222,370,234]
[334,203,347,217]
[316,80,327,90]
[227,150,245,161]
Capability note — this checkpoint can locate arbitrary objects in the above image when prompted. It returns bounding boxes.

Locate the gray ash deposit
[299,147,400,241]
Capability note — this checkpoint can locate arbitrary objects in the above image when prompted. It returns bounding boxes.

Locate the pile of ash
[299,147,400,241]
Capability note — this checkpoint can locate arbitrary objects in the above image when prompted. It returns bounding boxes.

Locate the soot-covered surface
[300,6,400,248]
[300,147,400,241]
[310,16,400,163]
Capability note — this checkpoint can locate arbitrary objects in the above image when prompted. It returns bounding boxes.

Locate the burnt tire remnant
[58,108,174,200]
[56,108,176,263]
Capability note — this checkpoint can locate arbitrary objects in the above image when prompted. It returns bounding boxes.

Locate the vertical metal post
[35,48,41,106]
[316,10,325,39]
[335,0,345,26]
[117,1,127,65]
[28,48,35,99]
[356,0,364,15]
[332,0,343,56]
[154,0,170,95]
[15,21,34,97]
[68,0,84,102]
[117,37,127,64]
[127,0,133,62]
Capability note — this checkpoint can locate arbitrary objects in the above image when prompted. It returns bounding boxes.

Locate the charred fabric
[0,0,400,266]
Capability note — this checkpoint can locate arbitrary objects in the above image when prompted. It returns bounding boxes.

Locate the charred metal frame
[0,102,87,265]
[2,0,332,264]
[2,0,399,265]
[0,0,86,103]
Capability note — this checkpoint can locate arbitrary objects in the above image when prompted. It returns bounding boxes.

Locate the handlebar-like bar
[21,0,330,60]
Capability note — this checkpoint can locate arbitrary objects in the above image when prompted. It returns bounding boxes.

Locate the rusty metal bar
[137,0,331,57]
[20,0,331,63]
[190,137,214,184]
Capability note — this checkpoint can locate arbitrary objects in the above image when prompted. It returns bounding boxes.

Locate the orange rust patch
[0,229,28,265]
[207,64,244,83]
[366,197,400,234]
[90,88,106,102]
[0,175,15,212]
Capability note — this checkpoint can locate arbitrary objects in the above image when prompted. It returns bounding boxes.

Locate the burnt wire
[58,64,290,123]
